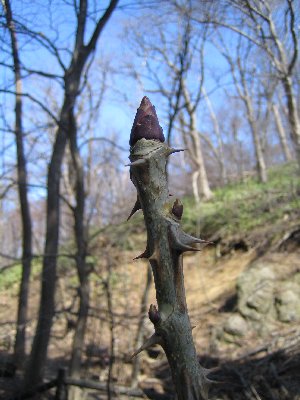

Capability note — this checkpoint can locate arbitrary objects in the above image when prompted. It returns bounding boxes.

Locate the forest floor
[0,162,300,399]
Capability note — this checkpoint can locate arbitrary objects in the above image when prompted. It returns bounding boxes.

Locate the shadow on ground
[153,345,300,400]
[1,342,300,399]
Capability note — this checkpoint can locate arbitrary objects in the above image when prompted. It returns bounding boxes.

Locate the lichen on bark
[128,97,212,399]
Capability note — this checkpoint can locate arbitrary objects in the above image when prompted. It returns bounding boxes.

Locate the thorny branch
[127,97,213,399]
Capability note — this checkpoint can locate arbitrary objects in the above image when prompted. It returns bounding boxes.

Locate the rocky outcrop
[276,280,300,323]
[217,253,300,344]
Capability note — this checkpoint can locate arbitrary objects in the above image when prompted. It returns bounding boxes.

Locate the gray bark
[235,53,268,183]
[197,0,299,169]
[23,94,71,391]
[219,41,268,183]
[202,87,227,185]
[264,1,300,167]
[23,0,119,390]
[272,103,293,162]
[182,84,213,201]
[221,0,300,168]
[282,76,300,165]
[105,258,116,400]
[69,0,120,381]
[68,110,89,381]
[244,98,268,183]
[129,100,211,399]
[3,0,33,370]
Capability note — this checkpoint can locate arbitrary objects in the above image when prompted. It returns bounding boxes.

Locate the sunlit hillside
[1,162,299,399]
[1,0,299,398]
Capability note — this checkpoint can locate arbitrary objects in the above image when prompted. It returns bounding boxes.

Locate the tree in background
[1,0,33,370]
[0,1,299,396]
[22,0,119,390]
[194,0,300,167]
[216,34,268,183]
[124,2,214,200]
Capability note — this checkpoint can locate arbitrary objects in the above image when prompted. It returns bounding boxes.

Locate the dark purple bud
[129,97,165,146]
[172,199,183,220]
[148,304,161,324]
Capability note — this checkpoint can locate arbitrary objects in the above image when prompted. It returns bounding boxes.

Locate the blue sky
[1,0,233,145]
[0,0,254,205]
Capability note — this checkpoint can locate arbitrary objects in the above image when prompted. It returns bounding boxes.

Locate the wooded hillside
[0,1,299,399]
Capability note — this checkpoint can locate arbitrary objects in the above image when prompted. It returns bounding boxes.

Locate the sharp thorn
[133,249,150,260]
[189,236,213,245]
[127,197,141,221]
[180,230,213,246]
[131,333,163,359]
[169,225,203,253]
[169,224,213,253]
[167,148,186,155]
[125,159,146,167]
[181,243,201,252]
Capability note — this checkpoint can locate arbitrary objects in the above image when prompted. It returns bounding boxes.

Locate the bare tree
[23,0,119,390]
[226,110,250,181]
[124,3,214,200]
[194,0,300,167]
[67,60,112,382]
[1,0,33,370]
[202,86,227,185]
[181,82,214,200]
[216,35,268,182]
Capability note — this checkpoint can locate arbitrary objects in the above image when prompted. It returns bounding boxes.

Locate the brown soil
[0,241,300,399]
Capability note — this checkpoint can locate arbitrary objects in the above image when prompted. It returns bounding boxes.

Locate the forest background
[0,0,300,399]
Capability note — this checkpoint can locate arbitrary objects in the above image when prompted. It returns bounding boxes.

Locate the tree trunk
[250,120,268,183]
[202,87,227,185]
[131,265,152,387]
[129,98,211,400]
[23,1,119,390]
[105,258,116,400]
[3,0,33,370]
[282,76,300,166]
[243,97,267,183]
[192,171,201,204]
[23,103,69,389]
[182,84,213,201]
[69,276,89,375]
[68,273,89,400]
[69,112,89,380]
[272,103,293,162]
[190,121,213,201]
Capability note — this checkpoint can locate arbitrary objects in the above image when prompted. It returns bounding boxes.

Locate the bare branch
[286,0,298,74]
[0,89,59,124]
[85,0,119,53]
